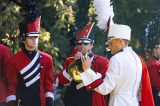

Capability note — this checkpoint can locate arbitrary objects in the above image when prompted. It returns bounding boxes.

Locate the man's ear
[22,37,26,43]
[91,43,94,48]
[21,36,26,41]
[120,39,125,45]
[91,45,93,49]
[117,39,125,49]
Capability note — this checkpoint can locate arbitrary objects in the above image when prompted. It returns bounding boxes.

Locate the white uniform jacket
[80,47,142,106]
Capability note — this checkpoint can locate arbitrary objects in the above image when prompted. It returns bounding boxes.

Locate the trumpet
[68,52,93,82]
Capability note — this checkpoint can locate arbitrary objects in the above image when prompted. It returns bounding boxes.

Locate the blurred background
[0,0,160,105]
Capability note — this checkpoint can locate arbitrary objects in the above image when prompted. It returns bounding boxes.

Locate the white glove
[158,91,160,97]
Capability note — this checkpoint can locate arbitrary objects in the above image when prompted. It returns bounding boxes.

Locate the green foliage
[0,2,21,35]
[39,30,61,72]
[0,1,22,52]
[40,0,77,66]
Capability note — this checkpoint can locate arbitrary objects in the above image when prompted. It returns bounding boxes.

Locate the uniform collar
[123,47,132,52]
[22,47,37,54]
[22,47,37,60]
[112,47,132,57]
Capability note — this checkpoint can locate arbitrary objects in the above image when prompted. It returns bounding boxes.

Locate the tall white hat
[106,24,131,44]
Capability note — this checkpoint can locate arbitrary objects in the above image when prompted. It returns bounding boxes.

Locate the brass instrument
[68,53,93,82]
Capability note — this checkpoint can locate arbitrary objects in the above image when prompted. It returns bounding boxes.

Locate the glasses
[155,45,160,49]
[76,42,90,45]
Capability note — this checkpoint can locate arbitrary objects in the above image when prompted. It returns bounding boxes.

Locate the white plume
[94,0,114,30]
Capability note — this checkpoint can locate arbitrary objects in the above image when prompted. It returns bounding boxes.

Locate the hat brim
[77,39,93,44]
[155,45,160,48]
[105,37,115,45]
[26,33,39,37]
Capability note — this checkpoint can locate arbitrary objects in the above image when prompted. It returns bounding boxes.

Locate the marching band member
[80,24,154,106]
[145,23,160,106]
[5,17,54,106]
[57,23,109,106]
[0,44,10,106]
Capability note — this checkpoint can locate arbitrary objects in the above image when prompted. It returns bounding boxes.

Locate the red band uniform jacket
[0,44,10,103]
[6,49,54,106]
[146,56,160,105]
[57,54,109,106]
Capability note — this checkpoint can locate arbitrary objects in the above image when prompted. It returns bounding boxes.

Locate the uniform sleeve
[80,57,121,95]
[80,59,109,91]
[44,56,54,100]
[57,59,73,85]
[2,46,10,78]
[6,58,18,102]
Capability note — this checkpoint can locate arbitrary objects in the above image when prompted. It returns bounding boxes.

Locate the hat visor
[26,33,39,37]
[105,37,115,45]
[155,45,160,48]
[77,39,93,44]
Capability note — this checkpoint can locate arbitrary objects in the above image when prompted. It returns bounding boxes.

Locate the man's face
[107,38,122,54]
[76,40,93,55]
[154,46,160,57]
[23,36,39,51]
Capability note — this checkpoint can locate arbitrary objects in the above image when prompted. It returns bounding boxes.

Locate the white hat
[106,24,131,44]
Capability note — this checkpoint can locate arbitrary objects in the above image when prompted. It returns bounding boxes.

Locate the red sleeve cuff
[86,78,103,91]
